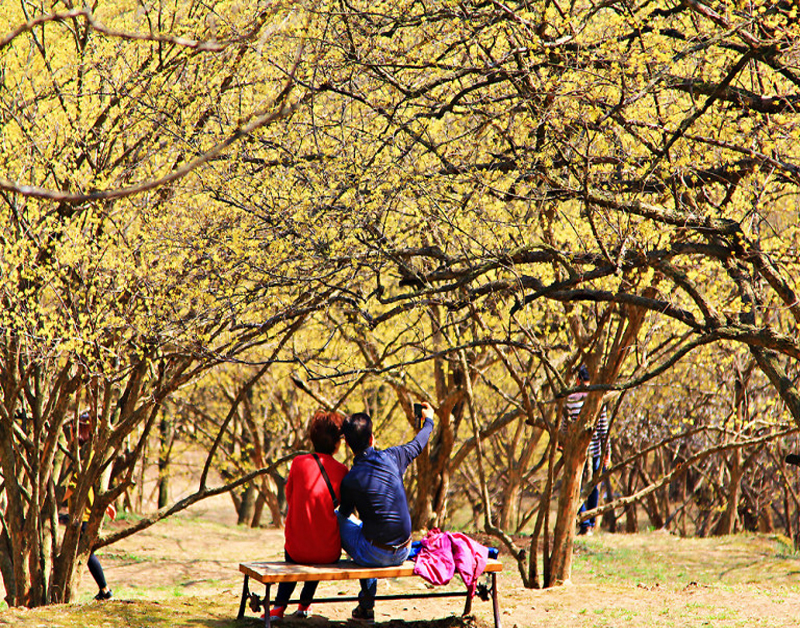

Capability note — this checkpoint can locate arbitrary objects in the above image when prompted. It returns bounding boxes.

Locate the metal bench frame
[237,558,503,628]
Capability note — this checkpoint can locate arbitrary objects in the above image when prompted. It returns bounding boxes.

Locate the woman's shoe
[268,605,286,621]
[293,603,312,618]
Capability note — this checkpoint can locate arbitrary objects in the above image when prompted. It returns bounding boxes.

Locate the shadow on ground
[195,616,485,628]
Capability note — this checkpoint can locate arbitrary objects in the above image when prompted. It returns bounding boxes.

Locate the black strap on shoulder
[312,453,340,508]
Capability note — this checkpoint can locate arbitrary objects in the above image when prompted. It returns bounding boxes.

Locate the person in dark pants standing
[337,403,434,623]
[565,366,611,536]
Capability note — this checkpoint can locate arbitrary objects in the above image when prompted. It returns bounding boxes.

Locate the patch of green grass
[0,598,232,628]
[574,539,673,583]
[604,607,641,621]
[105,548,150,563]
[772,534,798,558]
[111,583,194,602]
[113,510,143,523]
[573,531,800,589]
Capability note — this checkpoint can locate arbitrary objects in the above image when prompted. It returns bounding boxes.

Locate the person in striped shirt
[564,365,610,536]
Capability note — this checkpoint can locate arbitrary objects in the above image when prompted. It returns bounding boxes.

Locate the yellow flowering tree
[0,0,335,606]
[3,0,800,604]
[251,0,800,587]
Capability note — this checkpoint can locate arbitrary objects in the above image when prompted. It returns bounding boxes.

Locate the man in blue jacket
[337,403,435,623]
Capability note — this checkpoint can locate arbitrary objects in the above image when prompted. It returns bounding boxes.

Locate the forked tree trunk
[547,297,652,586]
[499,482,522,531]
[409,325,467,530]
[714,361,755,536]
[546,385,603,586]
[638,455,665,529]
[546,435,589,585]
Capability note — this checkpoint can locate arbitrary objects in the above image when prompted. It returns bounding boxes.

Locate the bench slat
[240,558,502,584]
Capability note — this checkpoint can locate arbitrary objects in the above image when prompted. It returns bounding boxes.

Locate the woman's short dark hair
[308,410,344,454]
[342,412,373,455]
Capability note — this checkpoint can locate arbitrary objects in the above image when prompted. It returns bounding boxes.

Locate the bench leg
[463,589,473,616]
[491,573,501,628]
[263,583,272,628]
[238,575,250,620]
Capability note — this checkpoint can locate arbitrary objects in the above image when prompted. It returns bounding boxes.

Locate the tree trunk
[260,475,283,528]
[500,426,543,532]
[547,395,599,586]
[546,434,588,586]
[157,413,175,509]
[713,449,742,536]
[656,450,671,527]
[237,484,258,526]
[0,527,16,607]
[624,464,639,533]
[499,482,522,532]
[410,385,462,529]
[638,452,665,529]
[251,492,266,527]
[547,297,651,585]
[601,474,616,533]
[0,434,52,607]
[758,506,773,533]
[751,347,800,426]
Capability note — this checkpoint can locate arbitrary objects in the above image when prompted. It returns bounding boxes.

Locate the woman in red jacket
[271,410,348,620]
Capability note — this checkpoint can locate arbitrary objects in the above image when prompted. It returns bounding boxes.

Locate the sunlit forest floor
[1,492,799,627]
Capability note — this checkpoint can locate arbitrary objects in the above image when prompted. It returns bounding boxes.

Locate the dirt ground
[69,490,800,628]
[88,494,500,626]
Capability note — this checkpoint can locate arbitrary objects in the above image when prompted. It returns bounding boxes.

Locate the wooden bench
[237,558,503,628]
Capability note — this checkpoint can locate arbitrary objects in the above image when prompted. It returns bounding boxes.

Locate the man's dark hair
[342,412,373,455]
[308,410,344,455]
[577,364,590,382]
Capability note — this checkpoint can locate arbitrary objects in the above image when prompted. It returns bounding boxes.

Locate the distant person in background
[270,410,348,621]
[61,412,116,601]
[564,365,611,536]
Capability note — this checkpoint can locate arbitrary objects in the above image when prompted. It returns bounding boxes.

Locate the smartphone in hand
[413,403,424,429]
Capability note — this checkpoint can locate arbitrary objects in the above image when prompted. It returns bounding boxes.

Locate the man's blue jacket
[339,417,434,547]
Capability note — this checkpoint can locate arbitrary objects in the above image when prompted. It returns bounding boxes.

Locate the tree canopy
[1,0,799,605]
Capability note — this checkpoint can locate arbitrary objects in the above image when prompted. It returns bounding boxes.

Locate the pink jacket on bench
[412,528,489,595]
